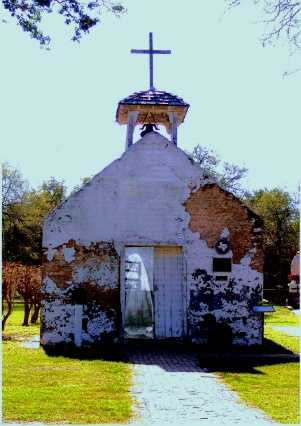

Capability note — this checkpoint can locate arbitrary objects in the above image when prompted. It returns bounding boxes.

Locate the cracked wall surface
[42,132,263,347]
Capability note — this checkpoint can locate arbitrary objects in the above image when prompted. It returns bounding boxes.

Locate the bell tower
[116,33,189,150]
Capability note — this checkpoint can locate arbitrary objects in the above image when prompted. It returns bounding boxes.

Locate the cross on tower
[131,32,171,91]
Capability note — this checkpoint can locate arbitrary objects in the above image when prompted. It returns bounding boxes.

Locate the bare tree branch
[225,0,301,51]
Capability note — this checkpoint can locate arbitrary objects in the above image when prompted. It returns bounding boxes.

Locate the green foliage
[244,188,299,289]
[2,162,28,211]
[187,144,248,196]
[2,0,126,46]
[71,175,93,194]
[41,176,67,208]
[245,188,299,245]
[2,163,67,264]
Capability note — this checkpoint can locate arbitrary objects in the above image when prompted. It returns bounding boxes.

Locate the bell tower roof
[118,89,189,107]
[116,89,189,132]
[116,33,190,150]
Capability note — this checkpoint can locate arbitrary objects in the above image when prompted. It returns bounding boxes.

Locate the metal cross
[131,32,171,91]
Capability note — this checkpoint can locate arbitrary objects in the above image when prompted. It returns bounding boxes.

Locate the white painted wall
[43,132,204,249]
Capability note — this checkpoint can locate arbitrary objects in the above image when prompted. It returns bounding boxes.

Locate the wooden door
[154,246,184,338]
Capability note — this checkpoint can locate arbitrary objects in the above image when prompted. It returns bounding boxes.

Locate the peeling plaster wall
[41,242,119,346]
[184,183,264,344]
[42,132,263,347]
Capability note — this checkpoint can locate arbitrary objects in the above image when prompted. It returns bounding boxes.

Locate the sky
[0,0,300,195]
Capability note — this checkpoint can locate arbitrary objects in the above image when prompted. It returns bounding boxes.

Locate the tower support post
[168,112,178,146]
[126,111,138,150]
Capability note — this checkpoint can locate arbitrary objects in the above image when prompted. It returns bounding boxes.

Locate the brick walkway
[126,348,278,425]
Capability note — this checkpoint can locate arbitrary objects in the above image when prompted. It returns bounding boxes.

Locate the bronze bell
[140,123,159,137]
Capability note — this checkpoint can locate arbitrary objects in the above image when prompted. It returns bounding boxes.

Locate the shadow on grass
[198,337,299,374]
[42,342,126,361]
[208,337,296,355]
[40,337,299,376]
[198,353,299,374]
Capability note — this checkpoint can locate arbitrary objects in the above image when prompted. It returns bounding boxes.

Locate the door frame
[120,243,187,340]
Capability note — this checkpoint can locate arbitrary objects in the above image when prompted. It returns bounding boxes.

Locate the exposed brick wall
[43,240,118,290]
[184,184,263,271]
[41,240,120,346]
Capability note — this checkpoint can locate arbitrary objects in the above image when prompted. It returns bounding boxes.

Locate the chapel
[41,34,264,348]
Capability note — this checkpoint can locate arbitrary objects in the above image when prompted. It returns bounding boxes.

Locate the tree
[226,1,301,54]
[2,166,67,264]
[187,144,248,197]
[2,162,28,216]
[244,188,299,292]
[29,267,42,324]
[2,262,42,328]
[2,163,29,261]
[16,265,33,326]
[71,175,92,194]
[2,262,19,331]
[41,176,67,208]
[17,265,42,326]
[13,177,66,263]
[1,0,126,46]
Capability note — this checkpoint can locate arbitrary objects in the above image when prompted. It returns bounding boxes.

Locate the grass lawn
[3,304,300,424]
[264,326,299,354]
[3,305,133,424]
[264,305,299,327]
[219,362,299,424]
[218,305,300,424]
[3,303,40,339]
[263,304,299,354]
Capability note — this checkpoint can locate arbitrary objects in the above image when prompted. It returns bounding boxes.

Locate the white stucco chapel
[41,33,264,348]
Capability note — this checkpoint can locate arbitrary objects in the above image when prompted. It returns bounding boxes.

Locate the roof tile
[119,90,189,107]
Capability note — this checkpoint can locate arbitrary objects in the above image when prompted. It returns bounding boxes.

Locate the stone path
[271,309,300,337]
[19,335,40,349]
[126,349,278,425]
[271,325,300,337]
